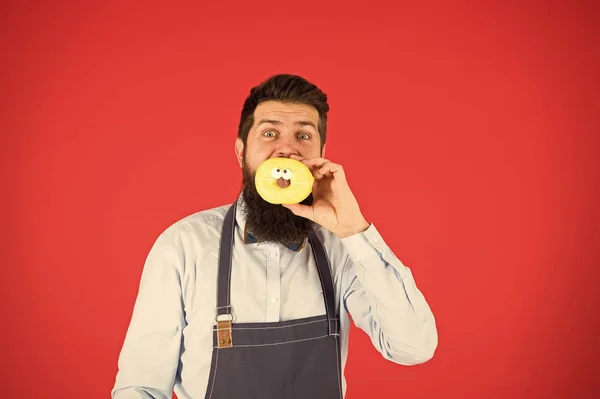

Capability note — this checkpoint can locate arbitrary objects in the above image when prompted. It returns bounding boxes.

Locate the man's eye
[298,133,310,140]
[264,130,276,137]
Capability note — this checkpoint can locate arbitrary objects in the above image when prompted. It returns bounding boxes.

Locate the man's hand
[282,154,370,238]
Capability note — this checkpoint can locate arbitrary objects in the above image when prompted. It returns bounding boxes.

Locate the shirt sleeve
[111,228,186,398]
[340,223,438,365]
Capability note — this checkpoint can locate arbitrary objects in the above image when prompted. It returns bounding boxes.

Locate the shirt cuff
[340,223,386,262]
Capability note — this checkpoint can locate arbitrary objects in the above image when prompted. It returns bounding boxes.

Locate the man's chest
[180,244,331,331]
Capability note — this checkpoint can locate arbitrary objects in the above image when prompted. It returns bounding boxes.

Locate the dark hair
[237,74,329,152]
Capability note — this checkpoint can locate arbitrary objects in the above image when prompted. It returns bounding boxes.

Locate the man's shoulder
[159,202,233,243]
[171,202,232,227]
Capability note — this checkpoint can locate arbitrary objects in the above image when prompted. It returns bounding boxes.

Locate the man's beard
[239,156,314,246]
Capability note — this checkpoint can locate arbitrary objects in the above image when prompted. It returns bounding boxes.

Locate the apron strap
[307,228,338,335]
[216,201,236,318]
[216,200,337,334]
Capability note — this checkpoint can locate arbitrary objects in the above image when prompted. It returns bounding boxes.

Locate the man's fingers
[292,156,331,169]
[290,155,345,181]
[316,163,346,183]
[318,163,343,175]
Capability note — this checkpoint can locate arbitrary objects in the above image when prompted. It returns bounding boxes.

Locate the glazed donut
[255,157,315,204]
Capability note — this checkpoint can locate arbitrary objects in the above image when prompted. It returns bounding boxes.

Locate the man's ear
[235,138,244,168]
[321,143,326,158]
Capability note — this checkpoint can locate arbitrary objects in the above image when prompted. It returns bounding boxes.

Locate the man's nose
[274,137,299,158]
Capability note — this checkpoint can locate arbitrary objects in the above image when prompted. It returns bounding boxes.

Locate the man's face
[235,101,326,245]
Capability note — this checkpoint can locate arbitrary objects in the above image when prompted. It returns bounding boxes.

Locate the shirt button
[269,251,277,258]
[270,297,278,304]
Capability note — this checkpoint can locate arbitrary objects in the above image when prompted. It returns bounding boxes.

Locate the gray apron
[204,200,343,398]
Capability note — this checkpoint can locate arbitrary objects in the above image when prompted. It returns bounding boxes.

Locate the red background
[2,1,599,398]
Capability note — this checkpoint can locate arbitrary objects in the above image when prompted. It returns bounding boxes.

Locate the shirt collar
[234,194,306,252]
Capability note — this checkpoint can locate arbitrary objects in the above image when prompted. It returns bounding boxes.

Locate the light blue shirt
[111,194,438,398]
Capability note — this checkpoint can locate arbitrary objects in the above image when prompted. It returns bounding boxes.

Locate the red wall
[2,1,599,398]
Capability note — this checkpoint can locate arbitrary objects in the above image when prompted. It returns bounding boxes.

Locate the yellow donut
[255,157,315,204]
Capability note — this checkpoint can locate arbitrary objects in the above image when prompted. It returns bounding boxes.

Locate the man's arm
[278,155,437,363]
[112,229,186,398]
[340,223,438,365]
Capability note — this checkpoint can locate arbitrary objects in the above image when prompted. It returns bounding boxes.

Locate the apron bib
[204,200,343,399]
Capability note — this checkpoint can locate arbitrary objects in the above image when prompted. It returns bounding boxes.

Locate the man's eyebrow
[257,119,282,126]
[256,119,317,130]
[294,121,317,129]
